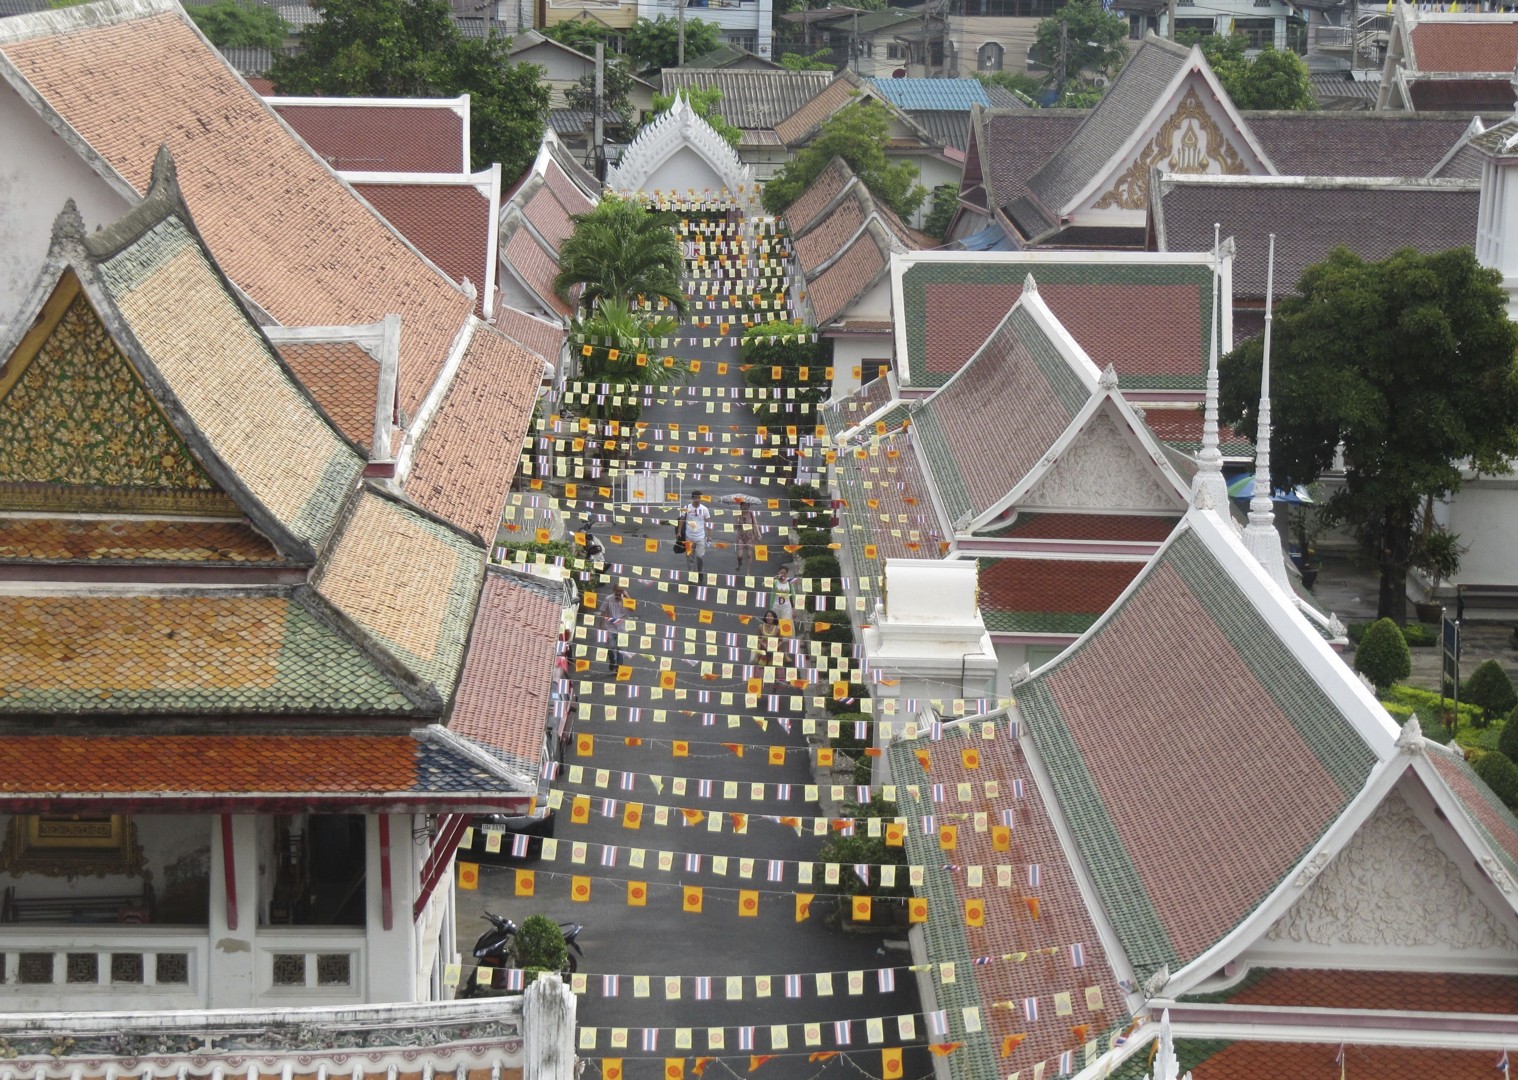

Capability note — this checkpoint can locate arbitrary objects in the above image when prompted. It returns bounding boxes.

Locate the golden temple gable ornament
[1092,84,1248,211]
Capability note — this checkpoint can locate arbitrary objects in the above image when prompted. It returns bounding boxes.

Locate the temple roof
[977,556,1147,635]
[269,96,471,175]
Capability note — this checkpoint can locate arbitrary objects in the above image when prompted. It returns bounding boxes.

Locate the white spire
[1148,1010,1193,1080]
[1192,223,1230,511]
[1243,233,1293,593]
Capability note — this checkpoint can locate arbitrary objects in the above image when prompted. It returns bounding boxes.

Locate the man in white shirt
[682,490,713,574]
[597,585,627,672]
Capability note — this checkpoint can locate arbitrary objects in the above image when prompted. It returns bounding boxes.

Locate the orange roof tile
[775,77,859,145]
[0,517,283,564]
[1177,1042,1499,1080]
[1411,21,1518,72]
[354,181,494,316]
[273,101,468,173]
[783,157,853,233]
[0,5,477,417]
[522,184,575,252]
[795,195,865,276]
[979,557,1143,616]
[406,326,542,540]
[809,230,886,327]
[277,340,381,450]
[988,513,1179,542]
[503,226,572,318]
[493,302,566,365]
[1222,968,1518,1013]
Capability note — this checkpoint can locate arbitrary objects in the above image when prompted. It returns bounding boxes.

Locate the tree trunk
[1377,509,1411,624]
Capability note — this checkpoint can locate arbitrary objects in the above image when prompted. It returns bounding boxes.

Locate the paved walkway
[469,215,928,1080]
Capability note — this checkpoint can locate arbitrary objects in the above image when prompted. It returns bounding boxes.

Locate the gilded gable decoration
[1093,85,1248,211]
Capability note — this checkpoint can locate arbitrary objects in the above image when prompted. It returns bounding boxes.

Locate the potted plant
[1289,492,1325,590]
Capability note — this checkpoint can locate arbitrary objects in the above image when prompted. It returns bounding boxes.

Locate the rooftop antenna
[1192,222,1231,511]
[1242,232,1293,593]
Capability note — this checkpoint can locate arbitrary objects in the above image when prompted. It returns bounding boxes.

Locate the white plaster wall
[643,144,729,195]
[1446,474,1518,589]
[364,813,420,1003]
[0,86,131,323]
[829,336,893,400]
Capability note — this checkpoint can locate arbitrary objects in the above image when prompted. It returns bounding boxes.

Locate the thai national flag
[601,846,618,868]
[1058,1050,1074,1073]
[776,784,790,801]
[511,834,529,858]
[1023,997,1039,1022]
[699,779,713,798]
[602,974,620,997]
[686,852,703,873]
[738,1027,755,1051]
[1070,942,1086,968]
[768,860,784,882]
[642,1028,658,1052]
[1012,779,1025,798]
[620,771,635,791]
[505,968,525,991]
[785,974,802,998]
[877,968,895,993]
[695,976,712,1000]
[833,1020,852,1046]
[927,1010,948,1037]
[1028,864,1041,888]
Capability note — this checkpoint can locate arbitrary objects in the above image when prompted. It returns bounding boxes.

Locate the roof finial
[1242,233,1293,594]
[1148,1009,1192,1080]
[50,198,87,250]
[1192,223,1230,511]
[1023,272,1038,295]
[1099,363,1120,391]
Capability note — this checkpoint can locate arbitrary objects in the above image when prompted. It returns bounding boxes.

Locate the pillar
[208,813,259,1008]
[523,973,578,1080]
[365,813,419,1003]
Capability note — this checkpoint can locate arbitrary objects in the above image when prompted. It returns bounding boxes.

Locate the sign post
[1442,611,1461,733]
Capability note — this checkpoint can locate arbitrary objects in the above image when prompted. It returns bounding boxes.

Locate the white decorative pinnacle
[606,91,757,205]
[1396,714,1425,753]
[1242,233,1293,594]
[1147,1010,1195,1080]
[1099,363,1120,391]
[1192,223,1231,512]
[1023,271,1039,295]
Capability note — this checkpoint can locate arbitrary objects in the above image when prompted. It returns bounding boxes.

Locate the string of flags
[536,417,825,444]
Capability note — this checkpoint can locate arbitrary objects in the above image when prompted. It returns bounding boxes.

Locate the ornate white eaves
[1020,409,1179,513]
[607,93,758,209]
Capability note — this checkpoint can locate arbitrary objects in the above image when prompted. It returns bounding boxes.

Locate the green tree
[763,99,927,220]
[624,15,720,75]
[566,298,685,424]
[270,0,549,178]
[976,70,1043,105]
[566,56,637,128]
[513,914,568,977]
[1500,705,1518,761]
[189,0,289,49]
[1033,0,1128,101]
[1355,617,1413,694]
[542,19,614,53]
[923,183,958,240]
[651,86,742,148]
[1466,660,1518,725]
[1219,247,1518,623]
[554,196,689,315]
[1179,31,1315,110]
[779,50,835,71]
[1474,751,1518,814]
[815,795,907,900]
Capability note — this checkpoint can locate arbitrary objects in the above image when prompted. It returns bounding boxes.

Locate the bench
[1,883,155,924]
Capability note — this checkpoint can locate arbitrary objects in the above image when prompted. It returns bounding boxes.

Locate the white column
[207,814,259,1008]
[523,973,578,1080]
[365,813,419,1003]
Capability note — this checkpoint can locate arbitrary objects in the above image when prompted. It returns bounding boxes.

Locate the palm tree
[568,298,686,425]
[554,195,688,317]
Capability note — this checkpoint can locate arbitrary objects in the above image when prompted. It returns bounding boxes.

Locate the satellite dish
[892,67,907,77]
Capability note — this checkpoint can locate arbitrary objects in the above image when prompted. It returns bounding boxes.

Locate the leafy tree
[554,196,688,315]
[923,183,958,241]
[566,56,636,128]
[1355,617,1412,694]
[270,0,548,178]
[513,914,568,977]
[1466,660,1518,725]
[1474,751,1518,814]
[815,795,907,899]
[189,0,289,50]
[1500,705,1518,761]
[976,70,1043,105]
[780,50,835,71]
[1219,247,1518,623]
[741,319,826,422]
[1033,0,1128,100]
[624,14,720,75]
[651,86,742,148]
[542,19,614,53]
[763,99,927,220]
[1179,31,1314,110]
[566,298,685,424]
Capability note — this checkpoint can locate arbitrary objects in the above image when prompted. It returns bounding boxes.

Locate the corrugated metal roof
[660,68,835,128]
[870,76,990,110]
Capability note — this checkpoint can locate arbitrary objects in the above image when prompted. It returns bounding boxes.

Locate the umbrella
[1227,474,1314,504]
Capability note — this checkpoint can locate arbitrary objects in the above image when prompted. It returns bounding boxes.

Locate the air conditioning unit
[616,470,668,505]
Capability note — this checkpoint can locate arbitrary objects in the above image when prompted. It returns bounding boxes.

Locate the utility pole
[678,0,686,67]
[852,8,860,72]
[1165,0,1176,39]
[594,41,605,179]
[1056,19,1068,93]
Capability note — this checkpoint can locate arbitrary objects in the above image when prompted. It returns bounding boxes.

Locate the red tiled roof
[846,431,944,561]
[1224,968,1518,1013]
[406,326,543,540]
[775,77,858,145]
[1411,21,1518,72]
[0,735,421,793]
[1408,77,1516,110]
[504,227,572,317]
[449,571,563,769]
[353,182,493,316]
[1140,407,1248,454]
[1181,1042,1499,1080]
[1245,112,1471,177]
[0,11,478,418]
[1432,750,1518,879]
[922,281,1203,380]
[980,111,1085,213]
[989,513,1179,542]
[276,340,380,451]
[522,184,575,253]
[978,557,1143,615]
[543,157,596,217]
[0,518,283,564]
[274,101,467,173]
[493,302,566,365]
[809,231,886,327]
[795,195,865,275]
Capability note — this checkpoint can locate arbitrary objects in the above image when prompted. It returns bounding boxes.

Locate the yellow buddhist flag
[882,1048,903,1080]
[939,824,957,851]
[458,862,479,890]
[616,665,633,681]
[832,680,849,700]
[576,733,594,757]
[852,896,872,921]
[738,890,760,917]
[1000,1034,1027,1058]
[604,1061,624,1080]
[627,881,648,907]
[536,528,551,544]
[795,893,814,922]
[962,748,981,769]
[665,1059,685,1080]
[660,670,677,690]
[673,740,689,757]
[885,822,905,846]
[768,746,786,766]
[908,897,928,923]
[992,825,1011,851]
[698,609,713,624]
[817,747,835,767]
[965,898,985,927]
[683,886,703,914]
[571,876,591,902]
[515,869,535,897]
[915,749,932,772]
[571,795,590,824]
[623,803,643,830]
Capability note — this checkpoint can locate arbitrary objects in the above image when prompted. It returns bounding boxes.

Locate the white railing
[256,927,366,1001]
[0,927,207,1008]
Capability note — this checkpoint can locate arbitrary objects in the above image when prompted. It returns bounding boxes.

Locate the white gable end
[1019,407,1181,514]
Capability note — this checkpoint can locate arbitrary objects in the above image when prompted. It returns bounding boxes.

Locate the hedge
[1473,750,1518,813]
[1355,617,1411,691]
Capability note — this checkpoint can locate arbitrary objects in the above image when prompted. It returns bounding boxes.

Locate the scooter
[578,523,607,589]
[460,912,585,996]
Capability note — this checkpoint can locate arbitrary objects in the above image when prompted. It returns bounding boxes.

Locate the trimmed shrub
[797,527,834,559]
[803,554,841,582]
[787,482,825,508]
[1501,706,1518,761]
[1355,617,1412,692]
[827,711,871,754]
[1346,620,1438,648]
[1465,660,1518,725]
[513,914,567,976]
[1473,750,1518,813]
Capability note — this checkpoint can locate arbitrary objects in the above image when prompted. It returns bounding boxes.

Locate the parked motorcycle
[459,912,584,997]
[578,522,607,588]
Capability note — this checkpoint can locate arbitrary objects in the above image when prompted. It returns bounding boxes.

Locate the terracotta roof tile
[783,158,852,233]
[277,340,381,450]
[0,9,478,417]
[1408,76,1516,110]
[316,490,485,696]
[1146,1041,1499,1080]
[776,77,863,145]
[837,429,945,569]
[522,183,575,253]
[1245,112,1472,177]
[449,570,563,773]
[353,181,493,316]
[985,512,1179,542]
[979,109,1088,212]
[1411,20,1518,72]
[503,225,572,318]
[978,557,1144,634]
[1432,750,1518,884]
[0,590,419,716]
[493,303,565,366]
[795,195,865,275]
[406,326,542,540]
[1022,526,1378,981]
[822,373,896,441]
[543,157,597,217]
[889,724,1127,1080]
[808,230,886,327]
[1140,407,1251,456]
[898,259,1216,390]
[273,101,467,173]
[0,518,283,564]
[1222,967,1518,1013]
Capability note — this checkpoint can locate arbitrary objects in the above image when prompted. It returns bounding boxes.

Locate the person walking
[770,565,795,626]
[734,501,758,574]
[681,490,713,575]
[598,584,628,672]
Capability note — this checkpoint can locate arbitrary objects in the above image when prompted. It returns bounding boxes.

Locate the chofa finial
[1099,363,1119,391]
[1022,272,1038,295]
[51,199,87,248]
